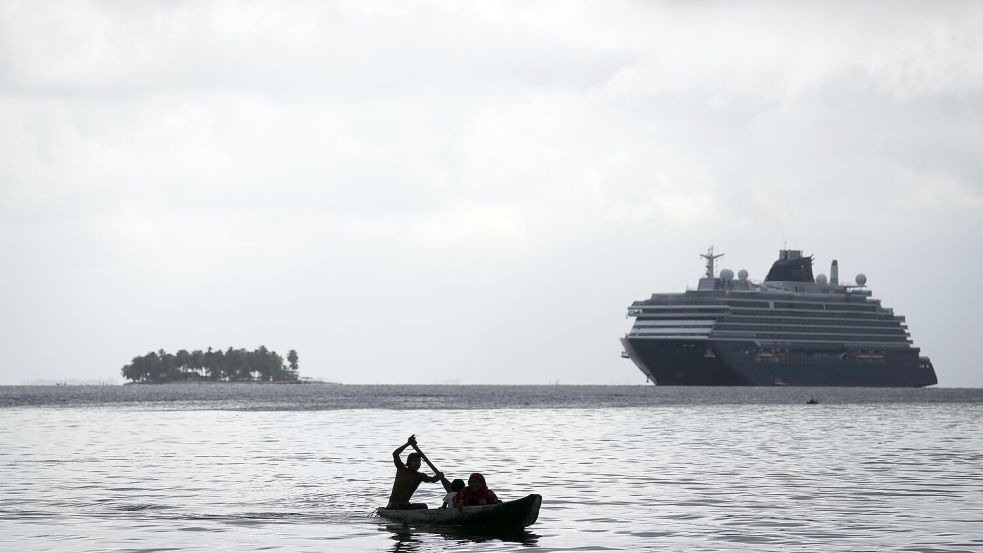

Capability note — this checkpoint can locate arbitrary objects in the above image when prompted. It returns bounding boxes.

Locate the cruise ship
[621,248,938,386]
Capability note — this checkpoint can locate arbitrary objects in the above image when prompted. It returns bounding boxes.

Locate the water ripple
[0,387,981,551]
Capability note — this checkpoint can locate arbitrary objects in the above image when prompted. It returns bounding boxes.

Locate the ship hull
[622,337,938,387]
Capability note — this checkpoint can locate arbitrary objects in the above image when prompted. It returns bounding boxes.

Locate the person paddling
[387,435,445,510]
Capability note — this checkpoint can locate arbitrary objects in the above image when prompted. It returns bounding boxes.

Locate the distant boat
[621,247,938,387]
[377,494,542,529]
[806,397,819,405]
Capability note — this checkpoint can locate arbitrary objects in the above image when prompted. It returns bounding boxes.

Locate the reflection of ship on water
[620,248,938,387]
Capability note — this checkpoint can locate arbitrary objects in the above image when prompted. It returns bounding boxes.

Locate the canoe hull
[378,494,542,529]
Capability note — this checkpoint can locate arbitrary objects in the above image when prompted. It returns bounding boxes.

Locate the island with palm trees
[120,346,302,383]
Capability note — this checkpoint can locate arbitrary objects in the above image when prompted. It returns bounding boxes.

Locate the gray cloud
[1,1,981,385]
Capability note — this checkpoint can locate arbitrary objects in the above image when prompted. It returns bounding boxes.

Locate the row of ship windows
[721,300,879,310]
[634,327,906,336]
[634,310,896,321]
[635,318,904,328]
[713,328,907,337]
[638,325,912,337]
[634,303,879,312]
[767,302,875,311]
[731,335,909,343]
[632,330,911,342]
[723,317,902,326]
[713,325,907,335]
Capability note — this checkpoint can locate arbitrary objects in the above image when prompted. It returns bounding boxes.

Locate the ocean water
[1,385,981,552]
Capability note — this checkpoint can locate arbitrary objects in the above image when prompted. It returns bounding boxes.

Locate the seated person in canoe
[453,472,501,507]
[441,478,465,509]
[387,435,445,510]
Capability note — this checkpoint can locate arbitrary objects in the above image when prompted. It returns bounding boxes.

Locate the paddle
[411,440,443,479]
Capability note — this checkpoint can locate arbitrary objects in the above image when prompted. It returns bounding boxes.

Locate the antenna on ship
[700,246,725,279]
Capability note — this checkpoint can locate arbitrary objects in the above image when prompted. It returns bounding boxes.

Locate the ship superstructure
[621,248,937,386]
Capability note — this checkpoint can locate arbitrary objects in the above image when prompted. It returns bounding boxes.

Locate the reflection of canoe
[377,494,542,529]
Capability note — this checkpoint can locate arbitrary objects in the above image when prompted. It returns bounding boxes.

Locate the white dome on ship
[855,273,867,286]
[816,274,828,285]
[720,269,734,281]
[738,269,749,281]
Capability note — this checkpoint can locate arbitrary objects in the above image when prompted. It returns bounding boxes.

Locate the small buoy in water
[806,397,819,405]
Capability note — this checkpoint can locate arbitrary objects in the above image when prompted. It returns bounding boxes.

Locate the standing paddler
[386,435,446,510]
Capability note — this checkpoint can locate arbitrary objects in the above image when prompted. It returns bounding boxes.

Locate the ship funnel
[831,259,839,286]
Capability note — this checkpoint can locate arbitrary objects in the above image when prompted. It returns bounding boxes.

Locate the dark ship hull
[621,337,937,387]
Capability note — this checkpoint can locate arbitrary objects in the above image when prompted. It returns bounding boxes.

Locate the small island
[121,346,301,383]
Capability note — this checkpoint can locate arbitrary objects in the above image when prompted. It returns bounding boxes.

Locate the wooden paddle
[411,442,443,478]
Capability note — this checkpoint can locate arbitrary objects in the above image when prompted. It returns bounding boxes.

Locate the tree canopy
[120,346,300,383]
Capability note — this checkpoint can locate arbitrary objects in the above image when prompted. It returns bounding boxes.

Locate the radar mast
[700,247,724,279]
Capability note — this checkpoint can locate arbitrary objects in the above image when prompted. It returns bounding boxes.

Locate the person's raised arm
[423,472,450,484]
[392,435,416,469]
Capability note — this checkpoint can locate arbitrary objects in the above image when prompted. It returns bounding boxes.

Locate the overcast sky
[1,1,981,386]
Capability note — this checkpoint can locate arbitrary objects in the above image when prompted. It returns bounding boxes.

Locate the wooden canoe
[377,494,542,529]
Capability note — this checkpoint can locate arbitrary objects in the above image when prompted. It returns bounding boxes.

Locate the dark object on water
[621,247,938,387]
[806,397,819,405]
[377,494,542,529]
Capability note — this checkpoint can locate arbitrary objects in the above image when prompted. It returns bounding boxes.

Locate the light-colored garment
[441,491,458,508]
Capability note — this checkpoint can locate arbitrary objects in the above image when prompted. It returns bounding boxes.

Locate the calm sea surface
[1,385,981,552]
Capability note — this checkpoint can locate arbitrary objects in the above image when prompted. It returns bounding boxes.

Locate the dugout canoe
[377,494,542,529]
